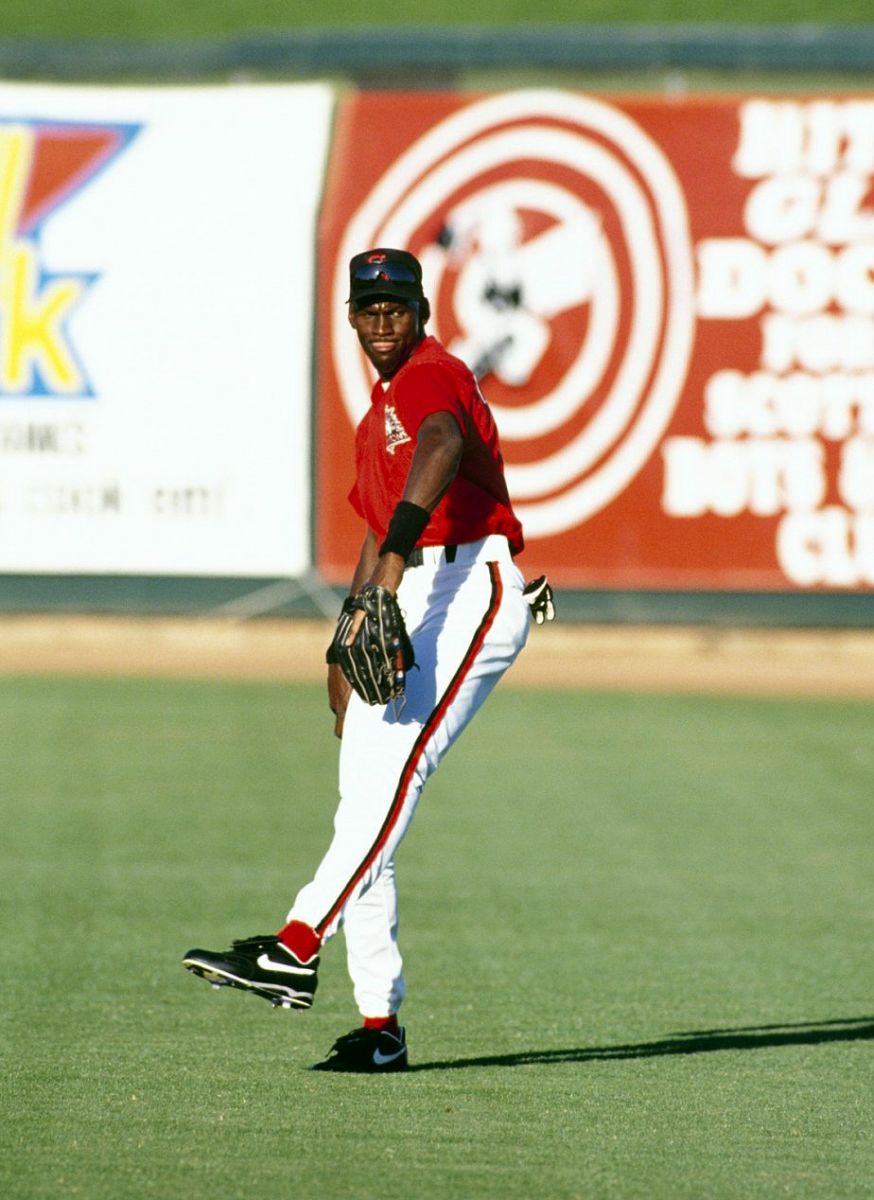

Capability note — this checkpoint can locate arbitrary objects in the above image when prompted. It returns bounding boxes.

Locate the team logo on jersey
[384,404,411,455]
[0,119,139,398]
[331,91,695,537]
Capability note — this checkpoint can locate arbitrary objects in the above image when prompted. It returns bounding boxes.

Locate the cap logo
[367,253,387,263]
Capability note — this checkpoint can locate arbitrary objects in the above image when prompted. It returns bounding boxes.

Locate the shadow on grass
[410,1015,874,1072]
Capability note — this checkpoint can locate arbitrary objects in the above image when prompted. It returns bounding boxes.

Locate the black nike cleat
[182,934,319,1010]
[311,1025,409,1073]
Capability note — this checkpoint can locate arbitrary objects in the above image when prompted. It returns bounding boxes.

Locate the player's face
[348,300,421,379]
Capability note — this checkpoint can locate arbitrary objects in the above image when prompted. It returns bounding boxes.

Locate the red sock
[363,1014,400,1035]
[276,919,320,963]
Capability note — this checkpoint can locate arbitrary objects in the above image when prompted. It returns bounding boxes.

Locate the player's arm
[403,409,465,510]
[350,527,379,593]
[328,529,379,738]
[366,410,464,595]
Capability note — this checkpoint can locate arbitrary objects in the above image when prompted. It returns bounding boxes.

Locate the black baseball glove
[328,584,415,706]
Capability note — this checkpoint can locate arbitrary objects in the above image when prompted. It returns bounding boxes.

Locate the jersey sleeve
[392,362,468,438]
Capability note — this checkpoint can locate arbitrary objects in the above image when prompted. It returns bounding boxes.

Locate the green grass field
[2,674,873,1198]
[1,1,873,40]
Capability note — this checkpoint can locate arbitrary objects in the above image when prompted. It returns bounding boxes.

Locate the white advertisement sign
[0,82,333,575]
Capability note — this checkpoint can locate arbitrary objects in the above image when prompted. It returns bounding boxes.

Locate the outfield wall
[2,80,874,622]
[2,25,874,81]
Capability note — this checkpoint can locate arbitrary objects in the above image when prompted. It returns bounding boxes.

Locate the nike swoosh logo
[373,1045,407,1066]
[256,953,314,976]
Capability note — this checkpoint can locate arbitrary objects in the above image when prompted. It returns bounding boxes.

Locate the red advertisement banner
[317,90,874,591]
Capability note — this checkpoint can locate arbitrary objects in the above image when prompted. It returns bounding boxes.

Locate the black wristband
[379,501,430,560]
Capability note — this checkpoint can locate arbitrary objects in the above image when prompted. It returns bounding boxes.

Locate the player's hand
[366,551,405,596]
[331,555,404,727]
[327,662,352,739]
[330,584,415,708]
[332,552,403,663]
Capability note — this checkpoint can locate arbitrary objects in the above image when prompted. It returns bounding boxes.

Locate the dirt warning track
[0,616,872,699]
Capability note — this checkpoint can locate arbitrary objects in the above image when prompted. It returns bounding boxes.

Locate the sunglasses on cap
[347,249,425,305]
[350,259,420,286]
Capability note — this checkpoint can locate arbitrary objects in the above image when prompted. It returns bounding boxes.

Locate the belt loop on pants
[406,544,458,568]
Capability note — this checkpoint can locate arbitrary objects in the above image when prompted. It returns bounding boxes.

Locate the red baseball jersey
[348,336,524,554]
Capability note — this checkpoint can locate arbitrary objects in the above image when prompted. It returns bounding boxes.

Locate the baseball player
[183,247,553,1073]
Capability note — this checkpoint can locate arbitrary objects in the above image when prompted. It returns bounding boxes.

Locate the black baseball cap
[347,248,425,306]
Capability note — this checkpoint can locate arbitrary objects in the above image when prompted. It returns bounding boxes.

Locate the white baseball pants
[286,534,530,1017]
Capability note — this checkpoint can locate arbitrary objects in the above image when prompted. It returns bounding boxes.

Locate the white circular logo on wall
[333,90,696,537]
